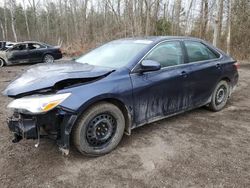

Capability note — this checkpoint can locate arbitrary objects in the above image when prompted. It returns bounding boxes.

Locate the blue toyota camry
[3,36,239,156]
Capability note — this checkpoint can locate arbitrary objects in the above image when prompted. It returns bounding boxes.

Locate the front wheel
[73,102,125,156]
[43,54,54,63]
[208,80,230,111]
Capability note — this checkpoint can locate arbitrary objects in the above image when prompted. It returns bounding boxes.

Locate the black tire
[0,58,5,67]
[208,80,230,111]
[73,102,125,156]
[43,54,54,63]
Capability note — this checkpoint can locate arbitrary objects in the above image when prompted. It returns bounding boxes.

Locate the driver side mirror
[139,60,161,73]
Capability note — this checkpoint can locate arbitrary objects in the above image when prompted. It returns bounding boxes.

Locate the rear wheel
[43,54,54,63]
[208,80,230,111]
[73,102,125,156]
[0,58,5,67]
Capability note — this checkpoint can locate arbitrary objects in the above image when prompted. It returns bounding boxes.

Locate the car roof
[12,41,53,47]
[17,41,43,44]
[115,36,202,43]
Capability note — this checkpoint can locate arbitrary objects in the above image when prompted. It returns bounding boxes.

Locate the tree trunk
[28,0,39,39]
[153,0,160,34]
[10,0,18,42]
[0,21,5,40]
[185,0,194,35]
[203,0,209,37]
[144,0,151,35]
[226,0,232,54]
[23,0,31,40]
[213,0,220,46]
[4,0,8,40]
[199,0,208,38]
[174,0,181,35]
[199,0,204,38]
[218,0,224,46]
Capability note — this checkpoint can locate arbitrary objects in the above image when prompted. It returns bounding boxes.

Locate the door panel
[131,66,191,125]
[6,44,29,64]
[183,41,222,106]
[187,61,222,106]
[130,41,190,126]
[27,43,45,62]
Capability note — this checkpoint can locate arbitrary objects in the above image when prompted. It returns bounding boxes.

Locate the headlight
[7,93,71,114]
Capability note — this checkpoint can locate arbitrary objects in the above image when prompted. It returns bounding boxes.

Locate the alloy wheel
[44,54,54,63]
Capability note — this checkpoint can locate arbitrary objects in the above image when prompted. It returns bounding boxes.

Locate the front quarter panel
[0,51,8,64]
[58,70,133,116]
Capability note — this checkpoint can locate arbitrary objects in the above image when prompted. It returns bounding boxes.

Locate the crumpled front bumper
[7,109,78,155]
[7,114,38,143]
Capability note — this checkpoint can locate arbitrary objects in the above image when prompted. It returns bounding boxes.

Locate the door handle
[181,71,188,78]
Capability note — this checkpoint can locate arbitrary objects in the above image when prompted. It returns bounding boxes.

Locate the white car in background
[0,41,17,51]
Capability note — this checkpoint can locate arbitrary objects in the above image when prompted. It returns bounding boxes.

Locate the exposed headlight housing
[7,93,71,114]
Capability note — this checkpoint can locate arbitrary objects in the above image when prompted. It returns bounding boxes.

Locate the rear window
[184,41,220,63]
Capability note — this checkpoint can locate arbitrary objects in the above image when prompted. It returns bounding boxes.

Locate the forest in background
[0,0,249,59]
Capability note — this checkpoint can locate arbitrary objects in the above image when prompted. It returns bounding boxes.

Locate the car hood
[3,61,114,97]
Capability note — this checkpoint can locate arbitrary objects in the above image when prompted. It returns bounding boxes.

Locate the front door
[130,41,190,126]
[7,44,29,64]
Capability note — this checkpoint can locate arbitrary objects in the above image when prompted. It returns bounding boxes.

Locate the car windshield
[75,40,152,68]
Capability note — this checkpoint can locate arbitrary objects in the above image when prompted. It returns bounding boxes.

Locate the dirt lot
[0,63,250,188]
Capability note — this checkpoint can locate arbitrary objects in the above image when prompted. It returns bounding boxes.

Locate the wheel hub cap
[45,55,53,63]
[216,86,226,104]
[86,113,116,147]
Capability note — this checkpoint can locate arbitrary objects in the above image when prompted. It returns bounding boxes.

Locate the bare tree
[0,20,5,40]
[199,0,209,38]
[213,0,224,46]
[23,0,31,40]
[28,0,40,39]
[226,0,232,54]
[173,0,182,35]
[9,0,18,42]
[3,0,8,40]
[217,0,224,46]
[185,0,194,35]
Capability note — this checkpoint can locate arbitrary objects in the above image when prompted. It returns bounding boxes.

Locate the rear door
[130,41,190,126]
[182,40,222,107]
[27,43,46,63]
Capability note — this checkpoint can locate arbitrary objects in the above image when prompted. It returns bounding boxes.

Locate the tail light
[233,62,239,70]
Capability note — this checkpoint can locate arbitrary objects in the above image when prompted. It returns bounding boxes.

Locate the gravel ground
[0,62,249,188]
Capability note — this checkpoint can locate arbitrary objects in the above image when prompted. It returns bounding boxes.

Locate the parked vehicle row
[0,41,62,67]
[3,36,239,156]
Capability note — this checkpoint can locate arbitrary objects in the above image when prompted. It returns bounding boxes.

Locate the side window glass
[184,41,219,62]
[12,44,26,51]
[28,44,36,50]
[34,44,44,49]
[11,45,19,51]
[145,41,184,68]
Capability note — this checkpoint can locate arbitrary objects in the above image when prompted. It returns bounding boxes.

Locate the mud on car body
[3,37,239,156]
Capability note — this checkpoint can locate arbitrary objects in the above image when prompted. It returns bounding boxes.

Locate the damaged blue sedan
[3,37,239,156]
